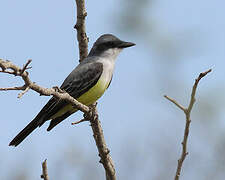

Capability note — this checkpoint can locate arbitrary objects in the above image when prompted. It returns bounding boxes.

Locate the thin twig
[0,85,26,91]
[0,70,18,75]
[164,95,186,112]
[71,118,88,125]
[41,159,49,180]
[74,0,89,62]
[20,59,32,75]
[18,86,30,98]
[164,69,212,180]
[186,69,212,114]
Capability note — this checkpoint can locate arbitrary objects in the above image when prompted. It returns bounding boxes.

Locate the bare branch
[164,69,212,180]
[0,59,89,113]
[0,85,26,91]
[20,59,32,74]
[0,70,18,75]
[74,0,89,62]
[164,95,186,112]
[186,69,212,114]
[0,59,20,73]
[71,118,88,125]
[41,159,49,180]
[87,104,116,180]
[18,86,30,98]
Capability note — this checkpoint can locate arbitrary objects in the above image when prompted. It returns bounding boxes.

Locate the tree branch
[20,59,32,75]
[74,0,88,62]
[164,69,212,180]
[89,104,116,180]
[18,86,30,98]
[164,95,186,112]
[0,59,89,113]
[0,85,26,91]
[41,159,49,180]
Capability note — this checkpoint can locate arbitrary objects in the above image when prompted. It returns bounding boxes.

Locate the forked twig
[164,69,212,180]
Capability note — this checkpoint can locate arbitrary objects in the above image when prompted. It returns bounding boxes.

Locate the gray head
[88,34,135,57]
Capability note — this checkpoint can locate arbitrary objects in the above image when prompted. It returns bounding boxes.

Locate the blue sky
[1,0,225,179]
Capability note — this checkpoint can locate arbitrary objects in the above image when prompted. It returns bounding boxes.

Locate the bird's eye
[106,42,114,47]
[97,43,107,51]
[96,42,116,51]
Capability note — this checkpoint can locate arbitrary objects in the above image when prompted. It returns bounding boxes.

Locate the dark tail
[47,111,73,131]
[9,118,40,147]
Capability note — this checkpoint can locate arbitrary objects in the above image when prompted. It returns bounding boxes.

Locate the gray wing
[61,62,103,98]
[36,61,103,126]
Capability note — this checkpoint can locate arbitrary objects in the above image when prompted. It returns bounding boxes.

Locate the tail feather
[47,111,73,131]
[9,118,40,147]
[9,97,71,146]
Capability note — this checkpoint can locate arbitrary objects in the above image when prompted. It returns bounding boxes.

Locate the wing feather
[37,62,103,124]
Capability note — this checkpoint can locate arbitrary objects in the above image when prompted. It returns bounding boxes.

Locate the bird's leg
[71,102,98,125]
[88,102,98,121]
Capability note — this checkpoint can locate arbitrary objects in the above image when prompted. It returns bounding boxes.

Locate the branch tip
[41,159,49,180]
[172,68,211,180]
[71,118,88,125]
[164,95,186,112]
[20,59,32,75]
[17,86,30,98]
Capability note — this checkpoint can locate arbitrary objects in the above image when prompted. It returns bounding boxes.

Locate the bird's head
[88,34,135,57]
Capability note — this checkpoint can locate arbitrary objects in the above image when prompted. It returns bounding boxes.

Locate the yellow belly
[51,77,109,119]
[77,78,108,105]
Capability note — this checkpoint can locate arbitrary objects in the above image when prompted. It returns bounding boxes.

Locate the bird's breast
[77,75,110,105]
[77,60,114,106]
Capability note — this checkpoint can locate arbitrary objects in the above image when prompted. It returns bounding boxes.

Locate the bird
[9,34,135,146]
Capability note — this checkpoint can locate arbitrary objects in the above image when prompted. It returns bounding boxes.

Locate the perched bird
[9,34,135,146]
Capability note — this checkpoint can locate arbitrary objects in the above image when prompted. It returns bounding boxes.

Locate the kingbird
[9,34,135,146]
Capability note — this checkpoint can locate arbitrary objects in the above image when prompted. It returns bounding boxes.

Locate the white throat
[100,48,123,62]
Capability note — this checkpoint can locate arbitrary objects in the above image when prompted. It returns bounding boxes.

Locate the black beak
[118,41,136,48]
